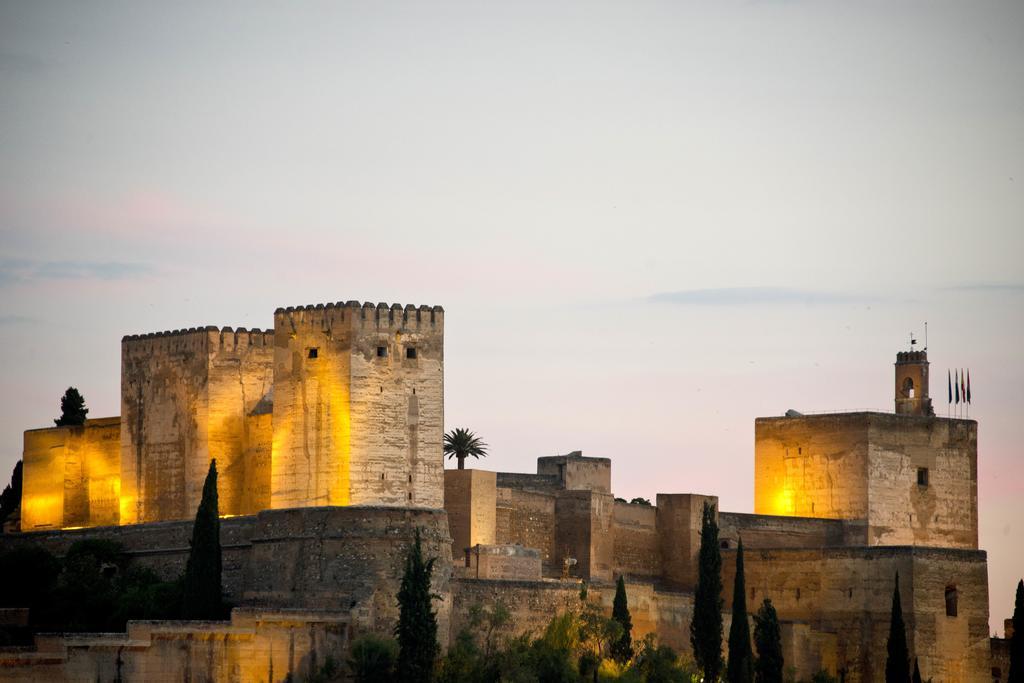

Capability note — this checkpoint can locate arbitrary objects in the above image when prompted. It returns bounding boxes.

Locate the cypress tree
[912,658,922,683]
[691,501,723,681]
[753,598,783,683]
[611,575,633,663]
[0,461,22,523]
[182,459,223,620]
[54,387,88,426]
[727,538,754,683]
[1010,579,1024,683]
[395,528,439,683]
[885,572,910,683]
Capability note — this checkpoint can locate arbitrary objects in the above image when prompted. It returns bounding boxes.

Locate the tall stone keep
[895,350,933,416]
[270,302,444,510]
[120,328,274,524]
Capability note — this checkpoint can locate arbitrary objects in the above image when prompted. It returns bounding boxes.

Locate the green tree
[629,497,652,506]
[395,529,439,682]
[1010,579,1024,683]
[727,539,754,683]
[885,572,910,683]
[443,428,488,470]
[753,599,783,683]
[611,575,634,663]
[54,387,88,426]
[912,658,922,683]
[632,635,690,683]
[691,501,723,681]
[349,634,398,683]
[182,459,223,620]
[0,461,22,523]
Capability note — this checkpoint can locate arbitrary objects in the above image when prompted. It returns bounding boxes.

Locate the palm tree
[444,428,488,470]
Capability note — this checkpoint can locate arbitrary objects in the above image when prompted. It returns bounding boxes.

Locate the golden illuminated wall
[754,414,870,520]
[444,469,497,558]
[206,329,274,517]
[271,302,444,510]
[120,327,273,524]
[754,412,978,549]
[21,418,121,531]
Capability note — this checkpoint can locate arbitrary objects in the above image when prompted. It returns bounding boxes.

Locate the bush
[0,541,182,635]
[631,635,691,683]
[348,633,398,682]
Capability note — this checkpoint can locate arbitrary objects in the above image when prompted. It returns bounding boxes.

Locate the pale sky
[1,1,1021,634]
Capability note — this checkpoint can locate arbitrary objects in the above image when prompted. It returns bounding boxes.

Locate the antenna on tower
[910,331,916,349]
[924,321,928,351]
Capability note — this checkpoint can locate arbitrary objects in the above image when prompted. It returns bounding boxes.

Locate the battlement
[273,301,444,330]
[896,350,928,364]
[121,326,274,350]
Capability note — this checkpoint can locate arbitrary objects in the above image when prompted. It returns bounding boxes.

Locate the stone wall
[444,470,496,560]
[991,634,1011,682]
[466,544,542,581]
[450,578,694,654]
[866,415,977,548]
[495,472,560,492]
[205,328,275,517]
[2,506,453,638]
[21,418,121,531]
[611,500,660,579]
[0,610,349,683]
[3,514,257,603]
[656,493,717,592]
[755,414,870,520]
[270,302,444,510]
[495,486,556,575]
[720,545,990,682]
[119,327,274,525]
[554,490,614,582]
[719,511,859,549]
[537,453,611,493]
[754,413,978,550]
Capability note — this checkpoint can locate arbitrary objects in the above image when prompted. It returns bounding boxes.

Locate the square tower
[120,327,274,524]
[270,301,444,510]
[895,350,934,416]
[754,412,978,548]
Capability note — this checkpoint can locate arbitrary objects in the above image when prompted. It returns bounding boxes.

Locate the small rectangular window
[377,346,387,357]
[945,586,958,617]
[308,348,319,359]
[917,467,929,487]
[406,347,417,359]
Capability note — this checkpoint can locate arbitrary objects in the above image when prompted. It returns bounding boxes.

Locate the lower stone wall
[0,610,348,683]
[719,511,854,549]
[450,578,694,654]
[720,545,990,683]
[1,515,257,603]
[1,506,453,640]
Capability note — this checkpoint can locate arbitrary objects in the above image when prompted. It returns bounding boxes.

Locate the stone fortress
[0,300,998,682]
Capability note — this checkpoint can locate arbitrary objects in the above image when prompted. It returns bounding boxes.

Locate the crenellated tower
[270,301,444,510]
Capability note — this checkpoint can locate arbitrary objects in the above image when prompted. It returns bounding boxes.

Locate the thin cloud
[0,50,53,75]
[0,259,154,287]
[0,314,36,326]
[940,283,1024,293]
[649,287,873,306]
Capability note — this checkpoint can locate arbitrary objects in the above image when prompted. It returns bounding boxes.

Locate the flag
[948,369,952,405]
[966,369,971,404]
[955,369,960,404]
[961,369,966,404]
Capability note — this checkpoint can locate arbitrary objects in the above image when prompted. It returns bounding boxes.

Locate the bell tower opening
[895,350,934,416]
